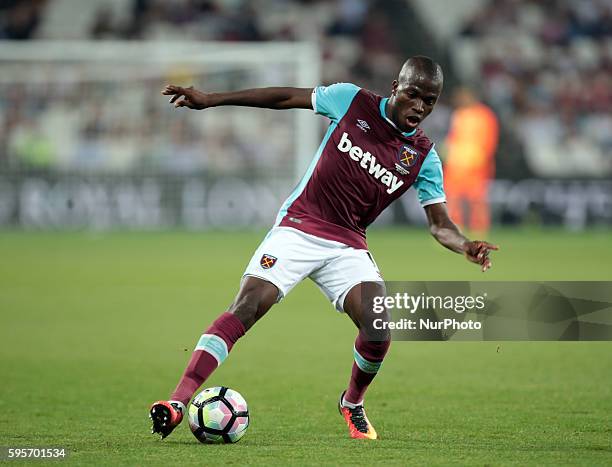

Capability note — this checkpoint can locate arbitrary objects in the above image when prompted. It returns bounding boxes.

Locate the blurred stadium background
[1,1,611,464]
[0,0,610,231]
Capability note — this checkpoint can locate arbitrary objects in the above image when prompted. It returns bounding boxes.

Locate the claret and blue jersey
[275,82,446,250]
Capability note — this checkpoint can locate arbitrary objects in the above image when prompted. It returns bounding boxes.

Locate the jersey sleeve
[311,83,360,123]
[414,147,446,207]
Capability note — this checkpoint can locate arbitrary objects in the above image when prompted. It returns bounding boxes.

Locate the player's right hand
[162,85,211,110]
[463,240,499,272]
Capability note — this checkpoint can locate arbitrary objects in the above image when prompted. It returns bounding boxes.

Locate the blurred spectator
[90,6,117,40]
[444,87,498,234]
[0,0,46,40]
[9,120,55,168]
[327,0,368,36]
[457,0,612,177]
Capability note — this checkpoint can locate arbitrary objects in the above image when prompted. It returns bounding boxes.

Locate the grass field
[1,228,611,465]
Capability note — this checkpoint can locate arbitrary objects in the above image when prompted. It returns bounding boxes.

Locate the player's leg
[337,281,390,439]
[151,227,325,438]
[342,281,391,406]
[170,276,279,405]
[467,180,490,235]
[151,276,278,438]
[310,250,389,439]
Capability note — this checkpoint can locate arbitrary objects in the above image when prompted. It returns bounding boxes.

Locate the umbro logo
[356,119,370,132]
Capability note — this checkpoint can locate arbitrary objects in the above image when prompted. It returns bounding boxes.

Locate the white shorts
[243,226,383,312]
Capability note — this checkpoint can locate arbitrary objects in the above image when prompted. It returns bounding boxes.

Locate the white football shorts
[242,226,383,312]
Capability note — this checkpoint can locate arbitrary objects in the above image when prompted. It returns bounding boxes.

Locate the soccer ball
[188,386,249,443]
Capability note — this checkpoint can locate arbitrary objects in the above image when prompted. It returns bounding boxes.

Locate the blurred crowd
[0,0,404,173]
[2,0,611,177]
[88,0,400,90]
[1,67,300,173]
[1,0,400,87]
[458,0,612,176]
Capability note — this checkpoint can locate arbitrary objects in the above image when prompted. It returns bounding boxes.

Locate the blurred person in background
[443,86,498,235]
[0,0,46,40]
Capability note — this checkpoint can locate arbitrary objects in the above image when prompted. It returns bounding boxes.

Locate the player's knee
[226,277,278,329]
[360,305,392,342]
[364,327,391,347]
[372,336,391,353]
[228,295,260,330]
[228,280,277,330]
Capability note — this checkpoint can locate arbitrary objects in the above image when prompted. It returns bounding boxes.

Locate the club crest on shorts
[260,254,277,269]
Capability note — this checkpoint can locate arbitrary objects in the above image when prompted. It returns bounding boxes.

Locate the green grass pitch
[1,228,611,465]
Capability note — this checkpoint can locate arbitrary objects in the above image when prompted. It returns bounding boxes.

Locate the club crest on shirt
[399,145,419,167]
[396,145,419,175]
[260,254,277,269]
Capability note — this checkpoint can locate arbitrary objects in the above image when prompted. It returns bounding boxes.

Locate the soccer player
[150,56,498,440]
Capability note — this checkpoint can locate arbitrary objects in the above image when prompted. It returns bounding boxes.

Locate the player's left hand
[463,241,499,272]
[162,85,212,109]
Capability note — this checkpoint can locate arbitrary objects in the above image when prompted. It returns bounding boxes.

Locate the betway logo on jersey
[337,132,404,194]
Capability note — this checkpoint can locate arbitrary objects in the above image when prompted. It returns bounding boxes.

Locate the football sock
[341,396,361,409]
[170,312,245,406]
[344,331,390,406]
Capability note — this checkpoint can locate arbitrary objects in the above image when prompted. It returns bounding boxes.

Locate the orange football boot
[338,391,378,439]
[149,400,185,439]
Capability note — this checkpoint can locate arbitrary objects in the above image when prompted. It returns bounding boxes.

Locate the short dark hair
[399,56,443,85]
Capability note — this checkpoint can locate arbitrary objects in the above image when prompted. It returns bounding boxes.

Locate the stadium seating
[0,0,402,172]
[451,0,611,177]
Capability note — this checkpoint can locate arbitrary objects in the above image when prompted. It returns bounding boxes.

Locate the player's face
[389,76,441,133]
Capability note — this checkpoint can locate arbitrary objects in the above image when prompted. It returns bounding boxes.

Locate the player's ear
[391,80,399,96]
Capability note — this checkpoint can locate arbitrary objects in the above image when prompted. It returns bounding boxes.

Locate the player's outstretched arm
[162,85,313,111]
[424,203,499,272]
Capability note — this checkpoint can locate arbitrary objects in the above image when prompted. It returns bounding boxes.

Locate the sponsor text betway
[337,132,404,194]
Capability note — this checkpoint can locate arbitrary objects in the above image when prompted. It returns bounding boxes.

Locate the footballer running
[150,56,499,440]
